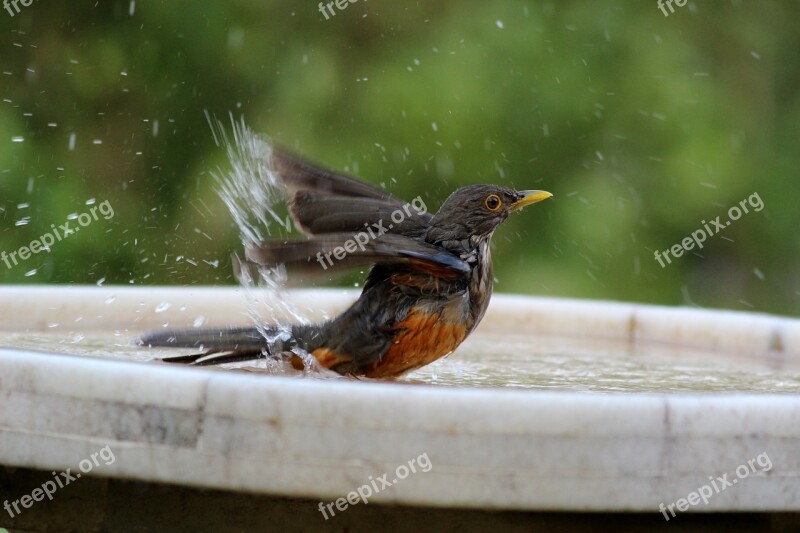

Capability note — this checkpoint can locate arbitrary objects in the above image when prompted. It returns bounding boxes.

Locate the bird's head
[426,185,552,244]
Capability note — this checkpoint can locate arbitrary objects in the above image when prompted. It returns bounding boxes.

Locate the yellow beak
[510,190,553,211]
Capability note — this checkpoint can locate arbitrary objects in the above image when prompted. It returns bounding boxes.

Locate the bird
[139,147,552,379]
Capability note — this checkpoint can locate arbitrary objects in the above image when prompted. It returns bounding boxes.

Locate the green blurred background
[1,0,798,315]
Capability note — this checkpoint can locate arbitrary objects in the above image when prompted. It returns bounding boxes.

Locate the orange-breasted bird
[139,148,552,378]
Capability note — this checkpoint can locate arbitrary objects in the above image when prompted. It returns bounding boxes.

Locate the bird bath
[1,285,800,528]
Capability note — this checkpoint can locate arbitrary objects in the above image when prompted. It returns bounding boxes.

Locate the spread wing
[253,147,456,277]
[270,147,432,237]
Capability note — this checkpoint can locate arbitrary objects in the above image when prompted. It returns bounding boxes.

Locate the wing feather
[245,233,468,278]
[269,147,432,236]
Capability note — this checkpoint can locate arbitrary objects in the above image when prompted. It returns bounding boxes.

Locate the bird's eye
[484,194,502,212]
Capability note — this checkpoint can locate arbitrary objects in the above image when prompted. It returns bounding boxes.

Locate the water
[408,334,800,392]
[2,331,798,393]
[206,114,312,365]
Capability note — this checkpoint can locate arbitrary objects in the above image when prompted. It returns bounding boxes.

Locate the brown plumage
[139,147,552,378]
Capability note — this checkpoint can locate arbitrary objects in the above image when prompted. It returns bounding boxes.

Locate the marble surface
[1,286,799,511]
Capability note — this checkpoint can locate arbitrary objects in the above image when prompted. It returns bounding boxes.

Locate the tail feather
[160,349,267,366]
[138,325,309,367]
[138,326,266,350]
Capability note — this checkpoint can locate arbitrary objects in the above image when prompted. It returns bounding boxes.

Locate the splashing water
[206,113,314,371]
[206,113,289,242]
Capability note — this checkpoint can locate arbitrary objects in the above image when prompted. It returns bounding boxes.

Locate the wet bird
[139,148,552,378]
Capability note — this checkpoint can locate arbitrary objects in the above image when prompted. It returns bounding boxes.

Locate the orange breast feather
[365,307,468,378]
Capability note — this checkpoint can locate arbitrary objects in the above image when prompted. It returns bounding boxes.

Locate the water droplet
[11,136,24,142]
[193,316,206,327]
[24,269,37,277]
[104,295,117,304]
[155,301,172,313]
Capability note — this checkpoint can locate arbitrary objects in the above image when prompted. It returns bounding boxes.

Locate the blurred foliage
[0,0,799,316]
